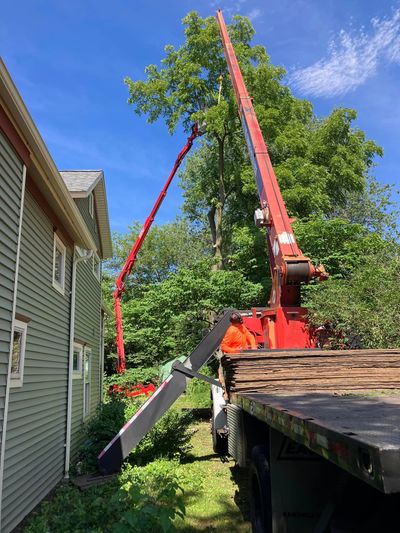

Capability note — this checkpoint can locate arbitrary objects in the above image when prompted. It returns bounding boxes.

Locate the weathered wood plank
[222,349,400,395]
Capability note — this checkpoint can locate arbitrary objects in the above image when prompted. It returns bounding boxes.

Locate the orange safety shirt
[220,324,257,354]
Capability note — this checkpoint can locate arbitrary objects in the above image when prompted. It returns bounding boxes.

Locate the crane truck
[98,10,400,532]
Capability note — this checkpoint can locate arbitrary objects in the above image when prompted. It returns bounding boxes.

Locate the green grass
[172,371,250,530]
[174,377,212,410]
[175,421,250,532]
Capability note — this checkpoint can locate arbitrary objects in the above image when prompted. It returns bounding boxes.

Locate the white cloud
[387,34,400,63]
[290,8,400,97]
[246,8,262,22]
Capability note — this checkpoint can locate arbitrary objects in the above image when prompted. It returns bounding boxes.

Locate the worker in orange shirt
[221,312,257,354]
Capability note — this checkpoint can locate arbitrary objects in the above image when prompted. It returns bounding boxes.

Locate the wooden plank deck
[222,348,400,394]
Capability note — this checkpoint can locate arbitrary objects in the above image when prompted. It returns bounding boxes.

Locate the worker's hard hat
[230,312,243,324]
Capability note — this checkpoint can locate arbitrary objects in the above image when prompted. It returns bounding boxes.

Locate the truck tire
[211,417,228,455]
[249,445,272,533]
[211,383,228,455]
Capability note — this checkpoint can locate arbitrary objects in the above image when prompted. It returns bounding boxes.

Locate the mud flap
[98,309,235,474]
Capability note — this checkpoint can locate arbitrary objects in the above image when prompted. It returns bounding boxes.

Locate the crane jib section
[216,9,306,265]
[239,108,298,259]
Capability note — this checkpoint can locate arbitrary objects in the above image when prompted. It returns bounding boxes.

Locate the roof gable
[59,170,102,196]
[60,170,112,259]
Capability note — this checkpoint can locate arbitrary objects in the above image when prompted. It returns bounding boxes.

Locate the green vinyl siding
[0,136,105,531]
[70,256,102,460]
[75,197,100,251]
[1,189,72,533]
[0,130,24,462]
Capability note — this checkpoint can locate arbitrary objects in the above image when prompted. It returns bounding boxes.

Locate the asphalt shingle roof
[60,170,102,193]
[59,169,112,258]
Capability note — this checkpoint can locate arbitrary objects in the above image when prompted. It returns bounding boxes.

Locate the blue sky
[1,0,399,233]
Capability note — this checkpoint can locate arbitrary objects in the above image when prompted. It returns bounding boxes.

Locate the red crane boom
[216,10,325,349]
[114,124,200,373]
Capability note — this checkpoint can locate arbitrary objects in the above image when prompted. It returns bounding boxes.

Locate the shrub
[306,251,400,349]
[79,395,194,472]
[184,364,215,408]
[117,460,185,531]
[129,407,194,465]
[104,366,160,391]
[24,460,184,533]
[78,396,126,472]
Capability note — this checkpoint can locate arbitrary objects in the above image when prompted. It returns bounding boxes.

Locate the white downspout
[64,248,93,479]
[100,310,105,403]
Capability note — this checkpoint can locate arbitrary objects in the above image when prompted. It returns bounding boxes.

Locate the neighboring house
[0,59,112,532]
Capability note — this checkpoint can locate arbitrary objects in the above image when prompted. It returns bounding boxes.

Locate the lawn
[175,420,251,532]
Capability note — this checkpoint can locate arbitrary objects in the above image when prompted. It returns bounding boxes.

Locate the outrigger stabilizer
[98,310,234,474]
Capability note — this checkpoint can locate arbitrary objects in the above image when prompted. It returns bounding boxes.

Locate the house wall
[1,188,73,533]
[75,196,101,251]
[70,257,102,460]
[0,129,24,475]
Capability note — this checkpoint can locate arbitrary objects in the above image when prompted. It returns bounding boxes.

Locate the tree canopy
[126,12,383,274]
[102,11,398,371]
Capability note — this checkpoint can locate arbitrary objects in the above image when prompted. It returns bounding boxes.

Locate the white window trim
[88,193,94,218]
[83,347,91,419]
[93,254,101,281]
[73,343,83,379]
[10,319,27,388]
[52,233,66,295]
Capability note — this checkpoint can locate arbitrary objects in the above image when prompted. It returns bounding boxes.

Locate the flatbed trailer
[218,348,400,531]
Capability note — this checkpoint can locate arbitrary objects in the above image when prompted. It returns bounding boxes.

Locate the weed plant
[24,460,184,532]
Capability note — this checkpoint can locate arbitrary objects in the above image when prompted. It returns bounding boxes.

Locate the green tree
[305,244,400,349]
[273,109,381,218]
[332,176,399,237]
[108,219,208,293]
[102,219,209,368]
[125,12,278,269]
[117,261,263,367]
[125,11,382,277]
[293,217,388,279]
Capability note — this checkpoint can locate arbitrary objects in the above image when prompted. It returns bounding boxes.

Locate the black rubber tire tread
[211,419,228,455]
[249,445,272,533]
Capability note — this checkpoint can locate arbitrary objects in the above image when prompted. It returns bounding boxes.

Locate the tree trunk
[209,138,226,271]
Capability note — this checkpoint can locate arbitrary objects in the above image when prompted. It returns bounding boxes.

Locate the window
[73,343,83,378]
[93,254,101,281]
[88,193,94,218]
[83,347,91,418]
[53,233,66,294]
[11,319,27,387]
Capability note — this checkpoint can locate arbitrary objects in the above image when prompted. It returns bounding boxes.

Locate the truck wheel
[211,418,228,455]
[211,383,228,455]
[249,445,272,533]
